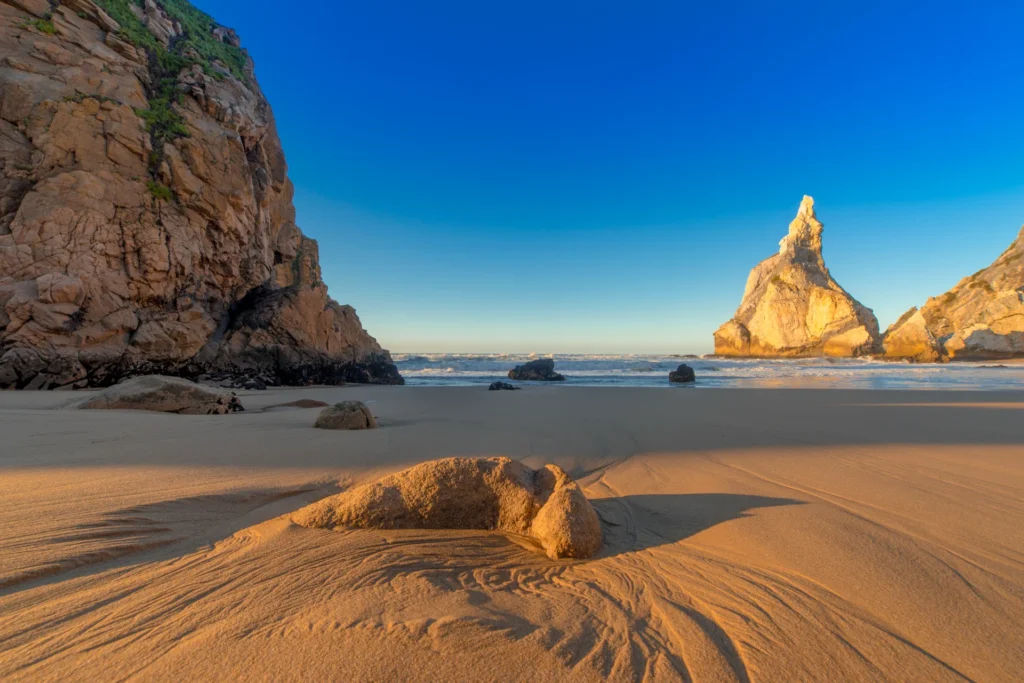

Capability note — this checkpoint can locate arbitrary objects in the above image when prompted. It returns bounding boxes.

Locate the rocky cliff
[714,196,881,357]
[883,227,1024,361]
[0,0,402,388]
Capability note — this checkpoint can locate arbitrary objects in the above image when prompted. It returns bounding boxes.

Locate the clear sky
[200,0,1024,354]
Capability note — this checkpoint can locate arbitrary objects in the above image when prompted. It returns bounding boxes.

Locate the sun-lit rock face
[884,227,1024,361]
[293,457,604,560]
[0,0,402,388]
[714,196,882,357]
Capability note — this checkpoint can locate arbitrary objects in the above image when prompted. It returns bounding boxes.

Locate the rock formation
[714,196,882,357]
[0,0,402,388]
[71,375,242,414]
[884,227,1024,361]
[488,380,520,390]
[313,400,377,430]
[668,363,695,383]
[508,358,565,381]
[292,457,603,560]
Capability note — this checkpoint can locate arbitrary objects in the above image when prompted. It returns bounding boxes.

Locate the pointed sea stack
[714,196,881,357]
[883,226,1024,361]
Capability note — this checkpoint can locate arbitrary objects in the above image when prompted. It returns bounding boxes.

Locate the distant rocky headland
[883,227,1024,361]
[0,0,402,388]
[715,196,1024,362]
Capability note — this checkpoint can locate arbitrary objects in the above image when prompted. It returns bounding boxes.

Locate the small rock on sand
[292,456,602,559]
[314,401,377,430]
[489,381,520,390]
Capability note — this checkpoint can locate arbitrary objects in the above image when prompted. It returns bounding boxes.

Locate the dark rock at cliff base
[0,0,402,389]
[489,381,520,391]
[508,359,565,382]
[71,375,243,414]
[668,364,696,383]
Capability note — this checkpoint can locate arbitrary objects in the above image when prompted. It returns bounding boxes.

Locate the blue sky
[201,0,1024,353]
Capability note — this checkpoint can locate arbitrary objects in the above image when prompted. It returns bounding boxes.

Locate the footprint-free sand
[1,386,1022,681]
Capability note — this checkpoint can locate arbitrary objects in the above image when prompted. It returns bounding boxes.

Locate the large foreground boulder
[292,457,603,559]
[508,358,565,381]
[0,0,402,389]
[668,363,695,383]
[313,401,377,430]
[883,227,1024,361]
[72,375,242,414]
[713,196,882,357]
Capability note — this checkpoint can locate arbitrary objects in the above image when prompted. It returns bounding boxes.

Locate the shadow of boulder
[592,493,804,557]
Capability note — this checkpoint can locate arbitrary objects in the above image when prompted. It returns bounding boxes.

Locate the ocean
[393,353,1024,390]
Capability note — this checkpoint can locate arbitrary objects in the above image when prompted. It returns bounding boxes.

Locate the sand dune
[1,387,1022,681]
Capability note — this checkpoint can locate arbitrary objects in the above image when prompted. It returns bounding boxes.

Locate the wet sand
[1,386,1022,681]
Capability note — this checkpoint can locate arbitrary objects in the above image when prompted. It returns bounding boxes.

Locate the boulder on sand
[508,358,565,381]
[489,381,520,391]
[292,456,603,559]
[314,401,377,430]
[669,364,696,383]
[72,376,243,414]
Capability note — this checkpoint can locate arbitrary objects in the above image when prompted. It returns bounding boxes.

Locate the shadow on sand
[592,493,804,557]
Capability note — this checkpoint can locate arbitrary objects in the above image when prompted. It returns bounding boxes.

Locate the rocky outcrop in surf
[0,0,402,388]
[293,457,603,559]
[714,196,881,358]
[883,227,1024,361]
[508,358,565,381]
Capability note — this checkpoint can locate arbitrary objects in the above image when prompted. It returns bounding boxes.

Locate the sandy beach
[1,386,1023,681]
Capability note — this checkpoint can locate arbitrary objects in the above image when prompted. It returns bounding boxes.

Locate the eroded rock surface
[0,0,402,389]
[884,227,1024,361]
[714,196,881,357]
[292,457,603,560]
[71,374,242,414]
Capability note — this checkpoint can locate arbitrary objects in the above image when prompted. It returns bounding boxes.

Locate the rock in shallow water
[72,375,243,414]
[488,381,520,390]
[508,358,565,381]
[313,401,377,430]
[668,363,696,383]
[292,457,603,559]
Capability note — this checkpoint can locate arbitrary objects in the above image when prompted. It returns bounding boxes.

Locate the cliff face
[0,0,402,388]
[884,227,1024,361]
[714,196,881,357]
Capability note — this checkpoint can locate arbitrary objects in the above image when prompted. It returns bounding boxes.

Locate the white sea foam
[392,353,1024,389]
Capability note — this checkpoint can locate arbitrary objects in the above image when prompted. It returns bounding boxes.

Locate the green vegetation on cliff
[87,0,247,182]
[92,0,247,82]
